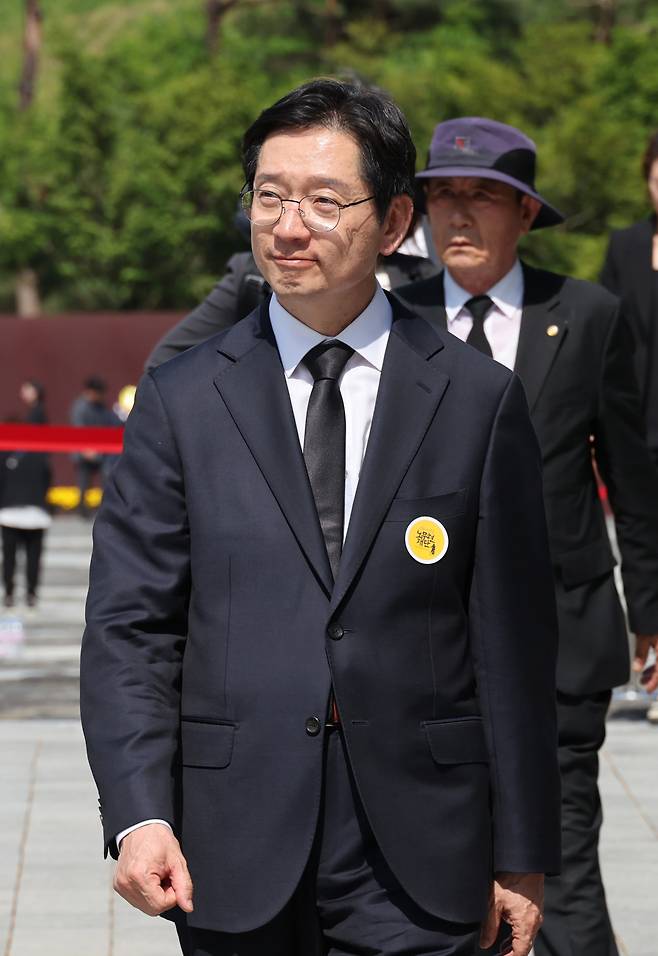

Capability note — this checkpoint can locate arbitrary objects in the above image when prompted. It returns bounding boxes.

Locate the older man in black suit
[397,116,658,956]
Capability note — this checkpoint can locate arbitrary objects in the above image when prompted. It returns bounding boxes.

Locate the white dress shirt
[116,284,392,850]
[444,259,524,370]
[269,283,391,533]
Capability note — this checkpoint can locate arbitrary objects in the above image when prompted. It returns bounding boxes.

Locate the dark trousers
[2,526,44,597]
[176,728,482,956]
[534,690,619,956]
[76,459,101,514]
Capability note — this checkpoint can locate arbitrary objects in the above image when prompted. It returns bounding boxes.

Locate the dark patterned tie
[302,341,354,580]
[464,295,494,357]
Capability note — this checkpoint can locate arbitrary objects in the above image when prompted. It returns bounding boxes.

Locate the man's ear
[379,194,414,256]
[520,195,542,235]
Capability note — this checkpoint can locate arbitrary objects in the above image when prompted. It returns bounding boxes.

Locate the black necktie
[464,295,494,357]
[302,341,354,580]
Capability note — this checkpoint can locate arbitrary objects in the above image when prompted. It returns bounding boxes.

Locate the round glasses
[240,189,375,233]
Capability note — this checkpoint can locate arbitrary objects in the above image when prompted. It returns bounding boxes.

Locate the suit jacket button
[305,716,322,736]
[328,623,344,641]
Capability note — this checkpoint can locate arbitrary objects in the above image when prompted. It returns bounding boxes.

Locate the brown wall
[0,311,183,484]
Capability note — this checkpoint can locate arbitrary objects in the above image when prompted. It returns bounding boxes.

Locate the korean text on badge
[405,516,449,565]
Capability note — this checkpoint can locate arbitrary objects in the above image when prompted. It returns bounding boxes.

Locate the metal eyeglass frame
[240,187,375,233]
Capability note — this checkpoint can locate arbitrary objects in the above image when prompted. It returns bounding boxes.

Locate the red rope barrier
[0,424,124,453]
[0,425,612,505]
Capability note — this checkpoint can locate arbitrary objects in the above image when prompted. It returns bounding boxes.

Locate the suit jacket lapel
[213,305,334,596]
[330,296,449,613]
[514,264,569,412]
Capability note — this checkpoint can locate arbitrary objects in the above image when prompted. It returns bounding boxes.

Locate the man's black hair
[642,129,658,182]
[84,376,107,393]
[241,78,416,222]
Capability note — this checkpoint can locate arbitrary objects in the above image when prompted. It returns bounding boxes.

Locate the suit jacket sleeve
[599,233,621,295]
[470,374,561,874]
[144,252,253,370]
[80,372,191,856]
[593,306,658,633]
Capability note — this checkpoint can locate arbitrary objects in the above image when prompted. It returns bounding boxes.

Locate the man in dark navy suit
[397,116,658,956]
[81,82,560,956]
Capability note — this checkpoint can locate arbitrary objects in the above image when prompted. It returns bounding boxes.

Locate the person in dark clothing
[396,115,658,956]
[82,80,559,956]
[70,377,121,517]
[145,228,438,371]
[0,432,51,609]
[600,130,658,466]
[1,383,52,607]
[20,380,47,425]
[600,129,658,725]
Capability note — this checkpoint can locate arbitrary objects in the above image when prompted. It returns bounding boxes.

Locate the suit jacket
[397,266,658,696]
[81,295,560,933]
[144,251,439,370]
[600,216,656,407]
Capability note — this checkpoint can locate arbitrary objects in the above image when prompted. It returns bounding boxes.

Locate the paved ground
[0,515,88,719]
[0,516,655,955]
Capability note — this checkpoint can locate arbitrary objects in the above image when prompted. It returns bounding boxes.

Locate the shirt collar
[444,259,524,323]
[269,283,392,377]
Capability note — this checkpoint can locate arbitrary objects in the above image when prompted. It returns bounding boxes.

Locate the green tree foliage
[0,0,657,310]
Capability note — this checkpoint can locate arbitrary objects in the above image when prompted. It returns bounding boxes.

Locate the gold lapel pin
[546,324,559,337]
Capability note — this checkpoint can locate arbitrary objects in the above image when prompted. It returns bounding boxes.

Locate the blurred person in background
[0,384,52,608]
[397,116,658,956]
[145,210,438,371]
[112,384,137,423]
[20,379,47,424]
[0,444,51,609]
[69,376,121,518]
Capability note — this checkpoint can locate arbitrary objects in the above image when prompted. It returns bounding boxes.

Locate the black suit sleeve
[470,374,561,874]
[593,306,658,634]
[599,233,621,295]
[145,252,255,370]
[80,372,191,855]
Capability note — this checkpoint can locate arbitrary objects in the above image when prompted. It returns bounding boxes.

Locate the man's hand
[479,872,543,955]
[633,635,658,693]
[113,823,194,917]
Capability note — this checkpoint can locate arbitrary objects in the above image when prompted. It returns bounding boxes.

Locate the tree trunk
[206,0,237,56]
[324,0,343,47]
[17,3,44,315]
[592,0,616,44]
[16,269,41,318]
[18,0,43,111]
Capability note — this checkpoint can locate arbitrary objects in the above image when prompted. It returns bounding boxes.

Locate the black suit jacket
[397,266,658,695]
[600,216,656,406]
[81,295,560,933]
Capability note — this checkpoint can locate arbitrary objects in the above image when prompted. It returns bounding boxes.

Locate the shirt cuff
[116,819,173,851]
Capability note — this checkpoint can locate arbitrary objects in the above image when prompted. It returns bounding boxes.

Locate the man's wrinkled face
[249,126,409,312]
[425,176,540,289]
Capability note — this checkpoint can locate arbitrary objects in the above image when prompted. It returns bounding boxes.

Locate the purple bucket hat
[416,117,564,230]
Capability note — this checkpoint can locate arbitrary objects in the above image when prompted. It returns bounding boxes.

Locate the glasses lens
[300,196,340,232]
[242,190,283,226]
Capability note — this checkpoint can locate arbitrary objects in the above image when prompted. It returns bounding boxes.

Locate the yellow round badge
[405,516,449,565]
